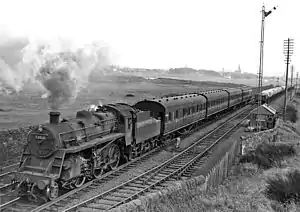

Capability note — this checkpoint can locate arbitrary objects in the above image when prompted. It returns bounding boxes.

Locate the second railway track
[47,105,254,212]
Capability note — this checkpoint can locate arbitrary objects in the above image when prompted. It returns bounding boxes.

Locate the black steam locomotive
[13,87,254,201]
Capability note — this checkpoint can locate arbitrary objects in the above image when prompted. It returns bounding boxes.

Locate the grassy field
[0,73,247,130]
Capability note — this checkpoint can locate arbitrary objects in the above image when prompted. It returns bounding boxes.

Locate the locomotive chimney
[49,111,60,124]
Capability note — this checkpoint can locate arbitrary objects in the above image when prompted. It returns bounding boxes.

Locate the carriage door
[159,112,165,135]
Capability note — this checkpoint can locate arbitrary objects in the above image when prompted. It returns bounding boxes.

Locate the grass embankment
[135,99,300,212]
[0,127,32,164]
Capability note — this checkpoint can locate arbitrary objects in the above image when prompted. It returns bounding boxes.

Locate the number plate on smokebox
[33,134,48,140]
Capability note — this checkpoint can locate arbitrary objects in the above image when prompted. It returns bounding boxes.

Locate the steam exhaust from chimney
[49,111,61,124]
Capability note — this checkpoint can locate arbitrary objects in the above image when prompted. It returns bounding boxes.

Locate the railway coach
[134,86,252,138]
[134,93,207,137]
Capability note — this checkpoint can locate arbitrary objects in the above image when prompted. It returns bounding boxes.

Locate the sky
[0,0,299,77]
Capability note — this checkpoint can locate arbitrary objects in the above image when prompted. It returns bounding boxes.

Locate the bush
[265,169,300,204]
[286,104,298,123]
[240,142,296,169]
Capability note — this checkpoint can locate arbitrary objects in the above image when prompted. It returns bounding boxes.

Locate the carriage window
[175,110,179,119]
[192,107,195,113]
[183,108,186,116]
[196,105,199,112]
[165,114,169,121]
[169,112,172,121]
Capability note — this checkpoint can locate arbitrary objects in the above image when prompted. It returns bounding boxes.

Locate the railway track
[0,104,251,212]
[46,105,254,212]
[0,162,19,195]
[0,158,21,170]
[0,168,20,212]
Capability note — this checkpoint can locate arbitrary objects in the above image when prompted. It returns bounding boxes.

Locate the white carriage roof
[262,104,277,115]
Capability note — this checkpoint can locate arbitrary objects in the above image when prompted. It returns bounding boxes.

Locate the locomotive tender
[13,86,253,201]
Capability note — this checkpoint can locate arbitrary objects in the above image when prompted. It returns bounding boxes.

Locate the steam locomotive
[12,86,274,201]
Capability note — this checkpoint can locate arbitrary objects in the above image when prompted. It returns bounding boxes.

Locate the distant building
[235,64,242,73]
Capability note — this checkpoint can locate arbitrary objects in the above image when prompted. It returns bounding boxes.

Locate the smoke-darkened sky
[0,0,299,77]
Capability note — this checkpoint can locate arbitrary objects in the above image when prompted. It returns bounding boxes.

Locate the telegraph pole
[283,38,294,121]
[296,72,299,96]
[256,4,277,131]
[290,65,294,100]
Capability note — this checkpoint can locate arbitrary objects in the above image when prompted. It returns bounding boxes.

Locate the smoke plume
[0,38,111,110]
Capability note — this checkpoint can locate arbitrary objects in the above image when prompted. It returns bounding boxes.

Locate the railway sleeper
[156,173,170,178]
[115,189,136,194]
[77,207,100,212]
[87,203,111,210]
[159,170,174,175]
[94,198,118,205]
[152,175,168,181]
[101,195,126,202]
[167,165,185,169]
[110,193,131,198]
[126,183,145,190]
[124,185,144,191]
[145,179,161,185]
[134,180,150,185]
[173,160,190,165]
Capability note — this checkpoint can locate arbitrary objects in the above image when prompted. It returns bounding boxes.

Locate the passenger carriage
[134,94,207,136]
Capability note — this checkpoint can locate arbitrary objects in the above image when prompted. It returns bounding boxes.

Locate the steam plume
[0,38,111,110]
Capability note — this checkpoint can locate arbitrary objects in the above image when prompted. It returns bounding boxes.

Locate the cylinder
[49,111,61,124]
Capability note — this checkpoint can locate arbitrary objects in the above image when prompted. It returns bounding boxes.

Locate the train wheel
[108,144,121,171]
[93,168,104,179]
[74,176,86,188]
